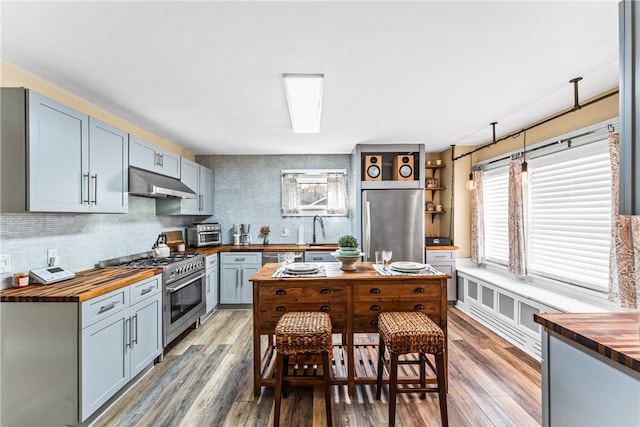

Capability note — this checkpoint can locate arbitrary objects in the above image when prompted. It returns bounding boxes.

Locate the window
[281,169,348,216]
[527,140,611,290]
[483,167,509,265]
[481,127,612,292]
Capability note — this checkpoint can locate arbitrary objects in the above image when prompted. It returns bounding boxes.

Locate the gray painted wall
[0,154,353,288]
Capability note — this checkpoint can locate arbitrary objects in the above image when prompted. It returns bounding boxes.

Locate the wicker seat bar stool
[375,311,448,427]
[274,311,333,427]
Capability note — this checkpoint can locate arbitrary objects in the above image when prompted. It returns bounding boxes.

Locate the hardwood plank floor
[93,308,541,427]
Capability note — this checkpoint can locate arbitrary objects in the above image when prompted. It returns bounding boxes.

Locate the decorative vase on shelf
[263,235,269,245]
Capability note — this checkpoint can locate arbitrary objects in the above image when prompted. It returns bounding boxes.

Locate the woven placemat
[372,263,443,276]
[272,265,327,278]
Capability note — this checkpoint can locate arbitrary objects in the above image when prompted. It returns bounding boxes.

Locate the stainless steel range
[100,251,205,347]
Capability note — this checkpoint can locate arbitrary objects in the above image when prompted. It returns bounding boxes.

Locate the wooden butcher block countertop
[0,268,161,303]
[535,311,640,373]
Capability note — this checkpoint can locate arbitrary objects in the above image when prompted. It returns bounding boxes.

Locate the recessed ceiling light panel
[282,73,324,133]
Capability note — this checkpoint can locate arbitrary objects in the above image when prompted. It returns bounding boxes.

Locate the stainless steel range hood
[129,167,197,199]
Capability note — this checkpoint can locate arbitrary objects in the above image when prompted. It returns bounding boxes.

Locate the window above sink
[281,169,348,217]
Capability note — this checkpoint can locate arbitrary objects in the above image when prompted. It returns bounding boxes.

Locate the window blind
[527,139,611,290]
[483,167,509,265]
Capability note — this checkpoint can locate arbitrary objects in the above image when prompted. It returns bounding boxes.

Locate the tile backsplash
[0,196,194,289]
[195,154,353,245]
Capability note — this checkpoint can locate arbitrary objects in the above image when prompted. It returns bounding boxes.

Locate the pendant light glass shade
[521,160,529,185]
[465,172,476,190]
[466,152,475,190]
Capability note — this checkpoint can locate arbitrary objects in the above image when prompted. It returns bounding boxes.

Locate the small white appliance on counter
[29,266,75,285]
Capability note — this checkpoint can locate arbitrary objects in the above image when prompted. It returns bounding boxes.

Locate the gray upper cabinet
[88,119,128,213]
[129,135,180,179]
[0,89,127,213]
[156,157,214,215]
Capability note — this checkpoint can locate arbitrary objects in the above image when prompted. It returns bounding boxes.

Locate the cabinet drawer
[353,283,441,301]
[258,303,348,332]
[258,285,347,303]
[80,286,128,329]
[304,252,336,262]
[354,304,442,332]
[130,275,161,305]
[220,252,261,264]
[426,250,455,262]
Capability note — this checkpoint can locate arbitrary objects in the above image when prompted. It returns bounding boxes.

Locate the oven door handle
[166,274,204,292]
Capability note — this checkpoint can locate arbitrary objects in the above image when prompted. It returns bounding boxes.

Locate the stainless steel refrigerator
[361,189,425,263]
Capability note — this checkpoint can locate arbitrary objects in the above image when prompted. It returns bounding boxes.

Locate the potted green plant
[337,234,359,255]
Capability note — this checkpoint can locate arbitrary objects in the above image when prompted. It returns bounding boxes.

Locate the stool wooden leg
[282,355,290,398]
[389,352,399,427]
[436,352,448,427]
[375,335,385,400]
[274,353,285,427]
[322,351,333,427]
[419,353,426,399]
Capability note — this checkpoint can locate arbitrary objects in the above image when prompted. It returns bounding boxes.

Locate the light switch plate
[0,255,11,274]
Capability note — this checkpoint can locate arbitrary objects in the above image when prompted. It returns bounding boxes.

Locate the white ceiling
[1,1,620,155]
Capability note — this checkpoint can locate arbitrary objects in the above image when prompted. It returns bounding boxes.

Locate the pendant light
[465,151,476,191]
[521,130,529,185]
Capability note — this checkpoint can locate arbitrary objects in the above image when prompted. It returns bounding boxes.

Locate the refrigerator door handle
[364,200,371,260]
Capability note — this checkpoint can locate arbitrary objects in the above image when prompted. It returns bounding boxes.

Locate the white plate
[284,263,319,273]
[390,261,429,272]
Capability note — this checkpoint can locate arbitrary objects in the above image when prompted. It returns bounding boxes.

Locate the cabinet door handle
[370,320,379,326]
[369,288,381,294]
[320,305,331,312]
[125,318,131,348]
[414,287,425,293]
[82,173,90,204]
[276,306,287,312]
[275,289,286,295]
[99,301,117,313]
[91,174,98,205]
[311,256,323,261]
[158,153,164,166]
[414,304,425,310]
[141,286,154,295]
[199,194,203,211]
[235,258,246,262]
[132,314,138,345]
[370,305,381,311]
[320,288,331,294]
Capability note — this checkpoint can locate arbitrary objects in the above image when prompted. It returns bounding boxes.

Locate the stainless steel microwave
[187,223,222,247]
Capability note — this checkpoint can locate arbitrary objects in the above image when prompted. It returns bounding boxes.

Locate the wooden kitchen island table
[250,262,449,396]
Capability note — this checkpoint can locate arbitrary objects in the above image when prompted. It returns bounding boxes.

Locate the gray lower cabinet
[426,249,457,302]
[0,88,128,213]
[201,253,219,322]
[129,135,181,179]
[0,275,162,426]
[220,252,261,304]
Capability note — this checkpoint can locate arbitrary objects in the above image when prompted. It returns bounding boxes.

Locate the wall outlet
[0,255,11,274]
[282,227,290,237]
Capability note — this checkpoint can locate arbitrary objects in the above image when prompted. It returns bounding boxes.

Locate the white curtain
[508,159,526,277]
[327,172,348,215]
[471,169,485,264]
[281,173,300,215]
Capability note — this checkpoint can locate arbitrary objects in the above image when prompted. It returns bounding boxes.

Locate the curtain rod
[452,88,619,162]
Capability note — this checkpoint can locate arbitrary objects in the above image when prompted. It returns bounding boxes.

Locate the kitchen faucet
[312,215,325,244]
